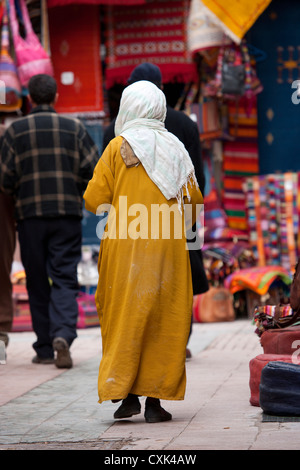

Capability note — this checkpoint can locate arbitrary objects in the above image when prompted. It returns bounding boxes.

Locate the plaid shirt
[0,105,99,220]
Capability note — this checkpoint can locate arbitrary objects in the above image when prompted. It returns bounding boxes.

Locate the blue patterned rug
[247,0,300,175]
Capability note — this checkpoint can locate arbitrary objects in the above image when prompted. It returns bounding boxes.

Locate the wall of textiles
[180,42,262,239]
[181,0,296,322]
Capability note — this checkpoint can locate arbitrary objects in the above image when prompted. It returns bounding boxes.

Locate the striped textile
[243,176,267,265]
[255,304,294,319]
[253,303,295,337]
[222,97,259,230]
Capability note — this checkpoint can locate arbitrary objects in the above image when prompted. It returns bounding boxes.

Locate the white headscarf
[114,80,198,210]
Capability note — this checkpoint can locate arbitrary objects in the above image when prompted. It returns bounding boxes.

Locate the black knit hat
[127,63,162,86]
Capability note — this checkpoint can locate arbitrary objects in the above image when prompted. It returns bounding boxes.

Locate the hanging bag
[0,6,22,112]
[221,45,245,96]
[9,0,53,88]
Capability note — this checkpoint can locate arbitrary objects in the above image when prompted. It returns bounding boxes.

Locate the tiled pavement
[1,319,300,451]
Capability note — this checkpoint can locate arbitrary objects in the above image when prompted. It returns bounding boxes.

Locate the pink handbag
[9,0,54,87]
[0,7,22,112]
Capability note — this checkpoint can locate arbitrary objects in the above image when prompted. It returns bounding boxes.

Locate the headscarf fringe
[176,171,198,214]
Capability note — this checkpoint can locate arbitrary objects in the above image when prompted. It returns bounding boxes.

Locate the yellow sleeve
[83,141,116,214]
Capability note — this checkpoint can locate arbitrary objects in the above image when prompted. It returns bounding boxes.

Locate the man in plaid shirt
[0,74,99,368]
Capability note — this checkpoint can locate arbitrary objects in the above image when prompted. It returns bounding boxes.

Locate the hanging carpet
[104,0,196,89]
[48,5,103,114]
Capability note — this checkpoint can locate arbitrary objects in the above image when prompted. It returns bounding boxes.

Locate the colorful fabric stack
[266,175,281,265]
[224,265,292,296]
[12,283,99,332]
[77,293,99,328]
[104,0,196,88]
[254,304,295,337]
[243,175,269,266]
[12,284,31,332]
[222,98,259,231]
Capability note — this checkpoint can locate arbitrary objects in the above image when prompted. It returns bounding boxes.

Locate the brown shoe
[53,337,73,369]
[32,355,55,365]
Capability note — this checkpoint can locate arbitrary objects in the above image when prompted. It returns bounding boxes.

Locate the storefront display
[3,0,299,331]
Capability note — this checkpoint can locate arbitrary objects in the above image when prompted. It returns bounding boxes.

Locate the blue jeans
[18,217,82,359]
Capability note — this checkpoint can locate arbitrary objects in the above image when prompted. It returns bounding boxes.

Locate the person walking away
[0,74,99,368]
[102,63,209,359]
[84,80,204,422]
[0,123,15,354]
[0,190,15,350]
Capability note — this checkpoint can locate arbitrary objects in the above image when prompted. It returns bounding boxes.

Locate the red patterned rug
[104,0,196,88]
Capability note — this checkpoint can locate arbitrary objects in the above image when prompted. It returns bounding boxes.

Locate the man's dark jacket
[103,105,209,296]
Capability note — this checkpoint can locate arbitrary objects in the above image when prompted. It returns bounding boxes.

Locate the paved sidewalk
[1,319,300,451]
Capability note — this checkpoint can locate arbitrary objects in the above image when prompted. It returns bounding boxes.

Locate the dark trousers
[17,217,82,359]
[0,193,16,332]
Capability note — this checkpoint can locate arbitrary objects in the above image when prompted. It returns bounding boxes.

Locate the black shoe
[144,398,172,423]
[53,337,73,369]
[32,355,55,365]
[114,394,141,419]
[186,348,192,360]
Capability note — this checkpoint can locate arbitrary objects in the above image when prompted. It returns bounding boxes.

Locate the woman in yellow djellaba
[83,80,203,423]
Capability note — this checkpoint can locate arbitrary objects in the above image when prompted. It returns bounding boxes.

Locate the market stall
[3,0,299,331]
